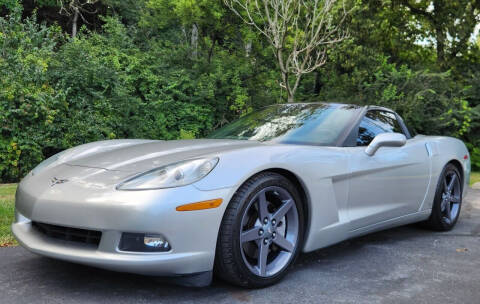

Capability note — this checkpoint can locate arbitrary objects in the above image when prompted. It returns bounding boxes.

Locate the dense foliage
[0,0,479,182]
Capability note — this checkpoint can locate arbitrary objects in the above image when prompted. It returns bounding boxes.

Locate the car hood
[63,139,262,173]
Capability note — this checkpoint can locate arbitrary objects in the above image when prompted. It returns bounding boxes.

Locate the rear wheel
[425,163,463,231]
[215,172,304,288]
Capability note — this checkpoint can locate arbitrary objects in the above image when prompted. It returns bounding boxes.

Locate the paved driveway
[1,189,479,304]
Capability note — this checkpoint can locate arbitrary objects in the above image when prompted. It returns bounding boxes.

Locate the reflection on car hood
[64,139,261,173]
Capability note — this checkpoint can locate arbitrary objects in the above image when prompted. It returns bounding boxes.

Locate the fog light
[119,233,171,252]
[144,234,170,249]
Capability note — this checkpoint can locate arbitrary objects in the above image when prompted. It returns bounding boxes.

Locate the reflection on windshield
[208,103,359,146]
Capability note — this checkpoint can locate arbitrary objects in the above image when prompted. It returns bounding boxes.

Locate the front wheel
[215,172,304,288]
[425,163,463,231]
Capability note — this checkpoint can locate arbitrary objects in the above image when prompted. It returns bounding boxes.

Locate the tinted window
[356,110,404,146]
[208,103,359,146]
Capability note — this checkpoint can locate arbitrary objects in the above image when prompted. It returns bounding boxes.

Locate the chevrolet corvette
[12,103,470,287]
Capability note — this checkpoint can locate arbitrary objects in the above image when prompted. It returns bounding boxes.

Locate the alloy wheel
[239,186,299,277]
[440,171,461,225]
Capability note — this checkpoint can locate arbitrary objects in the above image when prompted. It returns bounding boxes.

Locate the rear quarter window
[356,110,405,146]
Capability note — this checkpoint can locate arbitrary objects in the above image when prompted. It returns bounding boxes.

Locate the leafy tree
[397,0,480,69]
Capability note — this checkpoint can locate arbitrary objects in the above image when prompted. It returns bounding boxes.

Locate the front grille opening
[32,222,102,247]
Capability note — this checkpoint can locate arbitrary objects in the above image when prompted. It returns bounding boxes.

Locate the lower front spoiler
[12,221,214,287]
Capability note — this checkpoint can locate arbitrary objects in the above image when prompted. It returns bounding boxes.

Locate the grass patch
[471,171,480,186]
[0,184,17,247]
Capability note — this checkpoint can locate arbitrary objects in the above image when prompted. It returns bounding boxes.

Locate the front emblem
[50,177,69,187]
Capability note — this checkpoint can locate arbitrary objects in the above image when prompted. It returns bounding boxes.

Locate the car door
[346,110,430,230]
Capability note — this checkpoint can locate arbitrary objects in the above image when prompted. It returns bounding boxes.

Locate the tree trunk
[282,72,300,103]
[207,34,216,63]
[191,24,198,59]
[289,74,303,103]
[278,49,296,102]
[245,40,252,57]
[281,71,294,102]
[72,8,79,38]
[435,25,446,68]
[287,92,294,103]
[433,0,446,68]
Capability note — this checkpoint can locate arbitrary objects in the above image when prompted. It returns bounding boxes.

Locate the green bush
[0,12,277,182]
[0,8,65,182]
[466,144,480,170]
[318,56,472,138]
[361,61,471,138]
[1,3,479,183]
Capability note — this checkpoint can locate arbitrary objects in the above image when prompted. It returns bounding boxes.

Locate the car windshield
[208,103,360,146]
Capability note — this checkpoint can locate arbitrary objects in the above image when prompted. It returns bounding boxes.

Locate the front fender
[194,144,351,252]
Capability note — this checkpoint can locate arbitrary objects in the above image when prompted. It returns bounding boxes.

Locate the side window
[356,110,404,146]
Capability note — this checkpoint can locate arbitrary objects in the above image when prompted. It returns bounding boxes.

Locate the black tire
[424,163,463,231]
[214,172,304,288]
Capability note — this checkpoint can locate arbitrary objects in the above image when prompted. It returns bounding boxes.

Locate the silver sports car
[13,103,470,287]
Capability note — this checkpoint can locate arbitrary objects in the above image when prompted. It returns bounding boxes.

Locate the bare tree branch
[57,0,99,37]
[224,0,349,102]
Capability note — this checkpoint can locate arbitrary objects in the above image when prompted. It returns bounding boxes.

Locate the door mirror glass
[365,132,406,156]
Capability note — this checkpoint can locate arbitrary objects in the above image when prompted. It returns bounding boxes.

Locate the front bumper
[12,221,211,275]
[13,172,234,279]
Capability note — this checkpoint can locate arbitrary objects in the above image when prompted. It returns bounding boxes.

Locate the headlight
[31,150,67,176]
[116,157,219,190]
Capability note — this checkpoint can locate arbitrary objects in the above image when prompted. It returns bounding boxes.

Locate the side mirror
[365,132,406,156]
